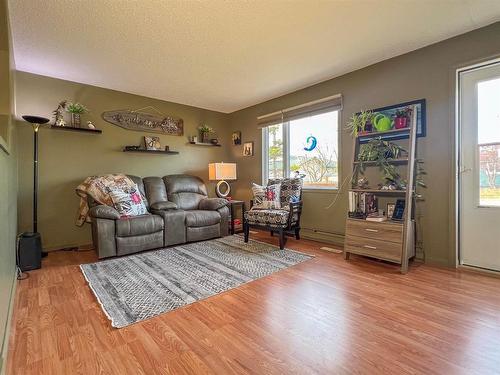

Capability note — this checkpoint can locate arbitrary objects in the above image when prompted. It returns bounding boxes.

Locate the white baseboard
[301,228,345,247]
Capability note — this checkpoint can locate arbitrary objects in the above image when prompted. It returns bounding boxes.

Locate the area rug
[80,235,312,328]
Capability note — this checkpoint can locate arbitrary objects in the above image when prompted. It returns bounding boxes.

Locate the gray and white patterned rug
[80,235,313,328]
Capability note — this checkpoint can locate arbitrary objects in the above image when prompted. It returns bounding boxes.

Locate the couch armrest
[199,198,228,211]
[89,205,120,220]
[150,201,178,210]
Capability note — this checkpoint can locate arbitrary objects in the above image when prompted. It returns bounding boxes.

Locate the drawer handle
[363,245,377,250]
[365,229,379,233]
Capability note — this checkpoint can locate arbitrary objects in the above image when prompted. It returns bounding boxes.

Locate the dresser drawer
[346,219,403,243]
[344,235,402,263]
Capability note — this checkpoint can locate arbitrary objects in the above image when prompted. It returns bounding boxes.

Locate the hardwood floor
[6,232,500,374]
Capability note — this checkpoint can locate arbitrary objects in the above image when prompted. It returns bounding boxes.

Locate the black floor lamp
[20,115,50,259]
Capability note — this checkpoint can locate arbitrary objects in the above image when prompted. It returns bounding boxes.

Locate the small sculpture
[356,177,369,189]
[52,100,67,126]
[87,121,96,129]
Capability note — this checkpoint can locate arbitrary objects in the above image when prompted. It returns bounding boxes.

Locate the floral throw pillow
[251,183,281,209]
[109,183,148,217]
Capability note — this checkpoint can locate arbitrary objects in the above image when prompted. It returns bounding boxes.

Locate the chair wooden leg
[244,222,249,243]
[294,227,300,240]
[278,228,285,249]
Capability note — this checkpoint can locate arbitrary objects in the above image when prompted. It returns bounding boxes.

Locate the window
[478,77,500,206]
[263,110,339,189]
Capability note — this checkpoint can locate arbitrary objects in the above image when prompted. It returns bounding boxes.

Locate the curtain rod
[257,93,342,120]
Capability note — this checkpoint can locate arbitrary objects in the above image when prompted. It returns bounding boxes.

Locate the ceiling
[8,0,500,113]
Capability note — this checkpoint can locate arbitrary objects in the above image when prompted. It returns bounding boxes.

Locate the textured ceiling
[8,0,500,113]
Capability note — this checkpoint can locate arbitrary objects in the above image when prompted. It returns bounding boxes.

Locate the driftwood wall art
[102,108,183,136]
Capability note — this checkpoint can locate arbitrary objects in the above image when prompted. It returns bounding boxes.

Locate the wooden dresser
[344,218,415,264]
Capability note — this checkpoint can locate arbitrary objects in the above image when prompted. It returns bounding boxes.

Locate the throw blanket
[75,174,136,226]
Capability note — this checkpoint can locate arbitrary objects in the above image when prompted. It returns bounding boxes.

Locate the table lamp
[208,162,237,198]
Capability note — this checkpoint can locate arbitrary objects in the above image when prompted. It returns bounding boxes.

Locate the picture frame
[386,203,395,219]
[232,131,242,145]
[391,199,405,221]
[243,141,254,156]
[359,98,426,143]
[144,136,161,150]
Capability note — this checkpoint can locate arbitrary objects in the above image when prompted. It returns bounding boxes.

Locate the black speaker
[17,232,42,271]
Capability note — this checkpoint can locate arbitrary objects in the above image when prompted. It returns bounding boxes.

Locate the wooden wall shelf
[122,148,179,155]
[51,125,102,134]
[188,141,221,147]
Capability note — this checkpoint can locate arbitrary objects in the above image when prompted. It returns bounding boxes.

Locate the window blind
[257,94,342,128]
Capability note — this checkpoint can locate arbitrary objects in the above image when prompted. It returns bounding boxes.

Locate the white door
[459,62,500,271]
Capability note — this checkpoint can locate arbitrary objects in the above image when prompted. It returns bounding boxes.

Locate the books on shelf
[348,191,378,217]
[360,193,377,215]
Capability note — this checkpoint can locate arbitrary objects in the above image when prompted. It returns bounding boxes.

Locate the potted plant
[355,137,407,189]
[66,102,88,128]
[393,107,412,129]
[346,110,373,136]
[198,124,213,143]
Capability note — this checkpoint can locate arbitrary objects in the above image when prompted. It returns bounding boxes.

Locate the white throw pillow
[109,183,148,217]
[251,183,281,209]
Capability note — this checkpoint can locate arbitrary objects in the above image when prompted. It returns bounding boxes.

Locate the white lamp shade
[208,162,237,181]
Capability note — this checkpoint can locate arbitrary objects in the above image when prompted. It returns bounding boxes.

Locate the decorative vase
[394,117,408,129]
[71,113,81,128]
[201,132,209,143]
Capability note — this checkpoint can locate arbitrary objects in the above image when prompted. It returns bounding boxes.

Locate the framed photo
[386,203,395,219]
[243,141,254,156]
[232,131,241,145]
[144,136,161,150]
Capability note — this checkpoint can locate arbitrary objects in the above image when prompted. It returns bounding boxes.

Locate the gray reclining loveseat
[88,174,229,258]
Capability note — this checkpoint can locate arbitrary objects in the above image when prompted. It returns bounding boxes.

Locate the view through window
[478,77,500,206]
[265,110,339,189]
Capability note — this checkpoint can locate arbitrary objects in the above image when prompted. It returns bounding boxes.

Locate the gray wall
[15,72,230,250]
[12,20,500,267]
[227,22,500,266]
[0,0,17,371]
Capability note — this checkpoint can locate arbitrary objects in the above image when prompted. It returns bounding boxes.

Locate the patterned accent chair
[243,178,303,249]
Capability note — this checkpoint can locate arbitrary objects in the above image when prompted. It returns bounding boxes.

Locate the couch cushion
[185,210,221,227]
[143,176,169,209]
[163,175,208,210]
[244,208,289,227]
[116,214,163,237]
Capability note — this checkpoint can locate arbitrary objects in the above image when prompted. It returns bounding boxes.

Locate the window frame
[262,109,341,191]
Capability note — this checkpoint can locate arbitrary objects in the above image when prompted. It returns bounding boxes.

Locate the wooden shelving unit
[122,148,179,155]
[188,141,221,147]
[349,189,408,194]
[344,105,419,274]
[51,125,102,134]
[357,127,410,139]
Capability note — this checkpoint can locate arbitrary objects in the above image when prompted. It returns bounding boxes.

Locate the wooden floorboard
[6,232,500,374]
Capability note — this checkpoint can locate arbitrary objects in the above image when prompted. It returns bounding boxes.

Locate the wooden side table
[227,200,245,235]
